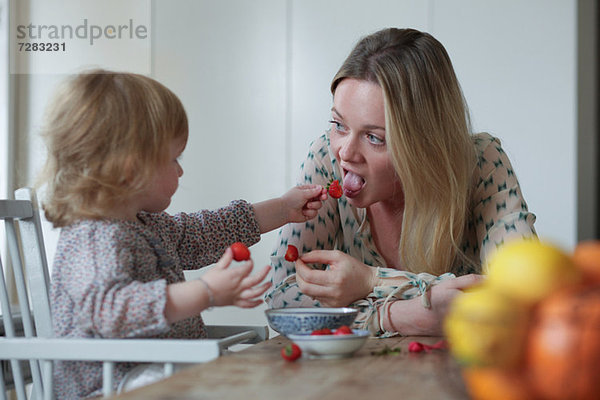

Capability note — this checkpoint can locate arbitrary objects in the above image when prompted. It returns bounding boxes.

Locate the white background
[8,0,577,328]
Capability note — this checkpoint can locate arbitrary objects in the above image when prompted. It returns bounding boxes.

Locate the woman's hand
[202,248,272,308]
[295,250,377,307]
[384,274,483,336]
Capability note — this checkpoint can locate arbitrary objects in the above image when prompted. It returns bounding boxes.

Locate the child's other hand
[281,184,327,223]
[202,248,272,308]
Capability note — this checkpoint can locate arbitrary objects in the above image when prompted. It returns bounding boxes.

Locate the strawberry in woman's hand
[231,242,251,261]
[326,179,343,199]
[284,245,299,262]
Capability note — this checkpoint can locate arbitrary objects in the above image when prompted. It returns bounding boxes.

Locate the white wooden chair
[0,187,268,400]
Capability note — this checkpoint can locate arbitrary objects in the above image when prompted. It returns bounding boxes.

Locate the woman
[265,28,536,336]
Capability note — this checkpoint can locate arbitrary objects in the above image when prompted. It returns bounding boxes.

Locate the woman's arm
[381,274,483,335]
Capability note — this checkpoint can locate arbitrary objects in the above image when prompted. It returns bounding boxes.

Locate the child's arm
[252,184,327,234]
[164,248,271,323]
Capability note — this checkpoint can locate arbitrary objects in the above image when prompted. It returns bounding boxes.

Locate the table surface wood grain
[111,335,470,400]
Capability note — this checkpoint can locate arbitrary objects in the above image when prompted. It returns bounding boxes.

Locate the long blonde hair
[331,28,477,274]
[38,69,188,227]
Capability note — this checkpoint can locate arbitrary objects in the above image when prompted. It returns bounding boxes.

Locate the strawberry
[230,242,251,261]
[284,244,299,262]
[408,340,447,353]
[333,325,353,335]
[311,328,333,335]
[281,343,302,361]
[326,179,343,199]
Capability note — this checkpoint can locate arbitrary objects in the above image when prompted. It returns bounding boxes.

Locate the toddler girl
[38,69,326,399]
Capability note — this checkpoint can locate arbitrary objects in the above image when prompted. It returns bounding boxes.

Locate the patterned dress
[265,132,537,335]
[51,201,260,399]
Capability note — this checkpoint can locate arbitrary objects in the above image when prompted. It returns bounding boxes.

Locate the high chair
[0,187,268,400]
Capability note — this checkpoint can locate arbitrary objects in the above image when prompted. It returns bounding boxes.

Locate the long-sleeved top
[265,132,536,334]
[51,201,260,399]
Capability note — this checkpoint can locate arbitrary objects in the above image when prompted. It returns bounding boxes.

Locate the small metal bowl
[264,307,358,336]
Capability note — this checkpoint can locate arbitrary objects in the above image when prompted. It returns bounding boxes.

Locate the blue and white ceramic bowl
[264,307,358,336]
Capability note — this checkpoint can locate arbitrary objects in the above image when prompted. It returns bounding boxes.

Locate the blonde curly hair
[38,69,188,227]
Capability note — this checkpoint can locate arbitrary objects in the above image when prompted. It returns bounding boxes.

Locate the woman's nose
[339,135,360,162]
[177,162,184,177]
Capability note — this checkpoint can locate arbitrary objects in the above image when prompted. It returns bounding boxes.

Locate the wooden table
[112,335,469,399]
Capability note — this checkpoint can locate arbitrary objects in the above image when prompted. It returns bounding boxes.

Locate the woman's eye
[366,133,384,145]
[328,120,347,133]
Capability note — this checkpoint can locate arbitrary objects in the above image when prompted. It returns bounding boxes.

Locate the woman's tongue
[342,171,365,196]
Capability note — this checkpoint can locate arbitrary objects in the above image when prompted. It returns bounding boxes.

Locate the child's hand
[252,184,327,234]
[201,248,272,308]
[281,184,327,223]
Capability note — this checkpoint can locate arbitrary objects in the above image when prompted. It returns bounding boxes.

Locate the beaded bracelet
[197,277,215,309]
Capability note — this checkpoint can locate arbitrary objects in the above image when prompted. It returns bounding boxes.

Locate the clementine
[461,367,535,400]
[572,240,600,283]
[527,285,600,400]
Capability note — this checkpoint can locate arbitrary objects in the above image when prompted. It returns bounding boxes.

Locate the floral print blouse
[265,132,537,335]
[51,201,260,399]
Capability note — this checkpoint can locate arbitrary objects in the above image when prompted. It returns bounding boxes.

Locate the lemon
[485,239,581,304]
[444,285,528,368]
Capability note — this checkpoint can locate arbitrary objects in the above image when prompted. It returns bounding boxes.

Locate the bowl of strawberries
[265,307,358,336]
[288,327,370,359]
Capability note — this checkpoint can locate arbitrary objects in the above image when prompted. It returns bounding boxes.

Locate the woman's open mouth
[342,169,365,198]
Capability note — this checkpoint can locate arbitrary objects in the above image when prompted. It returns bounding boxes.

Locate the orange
[572,240,600,283]
[461,367,536,400]
[527,284,600,400]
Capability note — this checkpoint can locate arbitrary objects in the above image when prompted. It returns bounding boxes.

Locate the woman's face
[329,78,403,209]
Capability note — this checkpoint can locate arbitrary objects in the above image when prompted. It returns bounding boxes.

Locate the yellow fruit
[485,239,580,304]
[444,285,529,368]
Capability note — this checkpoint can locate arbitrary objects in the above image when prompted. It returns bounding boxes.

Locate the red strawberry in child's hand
[284,245,299,262]
[327,179,343,199]
[230,242,251,261]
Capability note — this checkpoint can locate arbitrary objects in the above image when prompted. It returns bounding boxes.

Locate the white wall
[14,0,577,328]
[433,0,577,249]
